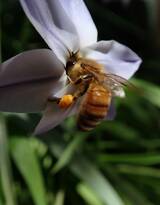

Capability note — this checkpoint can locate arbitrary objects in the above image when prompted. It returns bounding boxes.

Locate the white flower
[0,0,142,135]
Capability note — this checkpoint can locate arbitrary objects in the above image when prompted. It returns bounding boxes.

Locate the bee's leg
[73,74,93,85]
[48,94,75,109]
[67,75,74,84]
[70,74,93,100]
[73,83,90,100]
[48,74,93,105]
[72,90,85,100]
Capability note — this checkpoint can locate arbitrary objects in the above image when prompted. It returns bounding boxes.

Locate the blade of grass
[105,166,154,205]
[132,79,160,108]
[117,165,160,178]
[0,115,16,205]
[52,133,86,173]
[50,140,124,205]
[71,157,124,205]
[77,183,103,205]
[10,137,47,205]
[54,190,65,205]
[97,153,160,165]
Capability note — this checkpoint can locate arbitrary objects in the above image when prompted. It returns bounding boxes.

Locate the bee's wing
[105,99,116,120]
[100,73,134,88]
[82,64,133,88]
[86,70,135,97]
[99,73,133,97]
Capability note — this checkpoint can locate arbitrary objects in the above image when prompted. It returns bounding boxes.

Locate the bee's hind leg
[71,74,94,100]
[48,74,93,107]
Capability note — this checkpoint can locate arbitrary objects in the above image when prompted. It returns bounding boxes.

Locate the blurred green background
[1,0,160,205]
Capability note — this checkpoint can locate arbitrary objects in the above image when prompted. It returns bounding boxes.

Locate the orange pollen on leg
[58,94,74,108]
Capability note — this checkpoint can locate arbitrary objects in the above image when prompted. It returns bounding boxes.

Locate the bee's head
[65,51,80,75]
[66,58,76,74]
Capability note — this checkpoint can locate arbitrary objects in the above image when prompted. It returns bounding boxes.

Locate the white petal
[51,82,76,98]
[0,49,64,86]
[83,40,142,79]
[0,50,66,112]
[34,83,80,135]
[20,0,79,64]
[0,79,64,113]
[34,101,78,135]
[59,0,98,47]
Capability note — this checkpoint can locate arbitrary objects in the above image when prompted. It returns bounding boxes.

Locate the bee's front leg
[73,73,93,85]
[67,75,74,84]
[67,74,93,100]
[48,74,93,109]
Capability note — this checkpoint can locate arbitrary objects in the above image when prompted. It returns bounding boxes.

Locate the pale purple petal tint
[0,49,65,112]
[82,40,142,79]
[59,0,98,47]
[0,0,142,134]
[20,0,97,64]
[34,100,79,135]
[34,83,80,134]
[20,0,79,64]
[0,79,61,113]
[0,49,64,86]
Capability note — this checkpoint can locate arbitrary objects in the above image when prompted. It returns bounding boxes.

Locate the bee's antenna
[66,48,72,58]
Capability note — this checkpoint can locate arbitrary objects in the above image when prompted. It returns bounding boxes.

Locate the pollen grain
[58,94,74,109]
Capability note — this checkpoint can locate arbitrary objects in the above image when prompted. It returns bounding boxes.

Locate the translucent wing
[82,64,135,89]
[99,73,135,89]
[82,63,137,97]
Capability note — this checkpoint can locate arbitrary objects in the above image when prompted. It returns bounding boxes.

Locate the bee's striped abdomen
[77,83,111,131]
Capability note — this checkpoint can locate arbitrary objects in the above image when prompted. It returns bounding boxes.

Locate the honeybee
[57,52,132,131]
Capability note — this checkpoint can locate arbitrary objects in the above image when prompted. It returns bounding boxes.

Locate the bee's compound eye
[66,60,76,68]
[65,60,76,73]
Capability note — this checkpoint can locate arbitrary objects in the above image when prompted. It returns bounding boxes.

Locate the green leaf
[0,186,3,205]
[77,183,103,205]
[132,79,160,108]
[0,198,3,205]
[54,190,65,205]
[71,157,124,205]
[53,134,86,173]
[0,116,16,205]
[105,166,154,205]
[10,137,47,205]
[98,122,140,140]
[97,153,160,165]
[50,141,124,205]
[117,165,160,178]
